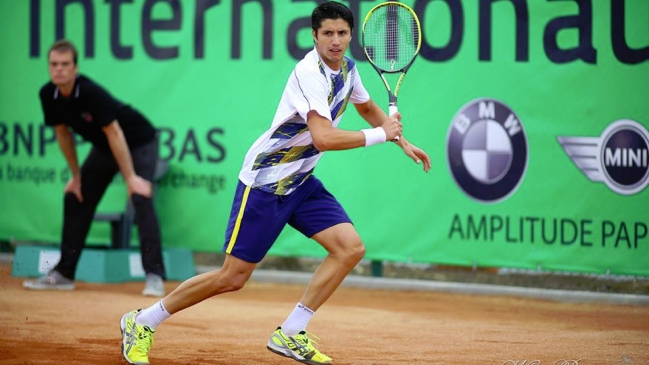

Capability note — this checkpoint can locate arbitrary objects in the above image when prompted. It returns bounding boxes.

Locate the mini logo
[446,98,528,203]
[558,119,649,195]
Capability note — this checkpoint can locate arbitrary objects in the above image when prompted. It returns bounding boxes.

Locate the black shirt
[39,74,156,152]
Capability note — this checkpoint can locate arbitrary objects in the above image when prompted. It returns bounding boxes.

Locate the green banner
[1,0,647,275]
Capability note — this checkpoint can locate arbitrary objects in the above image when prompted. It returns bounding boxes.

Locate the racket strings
[363,5,420,71]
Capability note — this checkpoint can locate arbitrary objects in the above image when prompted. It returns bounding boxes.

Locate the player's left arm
[102,121,153,197]
[397,135,431,172]
[354,98,398,127]
[355,100,431,173]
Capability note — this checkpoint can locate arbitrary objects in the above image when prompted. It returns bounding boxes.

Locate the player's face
[313,18,352,71]
[48,50,77,87]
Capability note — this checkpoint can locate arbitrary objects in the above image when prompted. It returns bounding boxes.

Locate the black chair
[93,159,169,249]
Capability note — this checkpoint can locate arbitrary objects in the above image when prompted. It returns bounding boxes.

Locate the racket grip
[388,105,400,142]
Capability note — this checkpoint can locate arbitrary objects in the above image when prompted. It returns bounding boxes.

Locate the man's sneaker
[121,310,155,364]
[23,270,75,290]
[142,274,165,297]
[267,327,332,365]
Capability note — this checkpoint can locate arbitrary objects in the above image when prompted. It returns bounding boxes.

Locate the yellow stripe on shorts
[225,185,251,254]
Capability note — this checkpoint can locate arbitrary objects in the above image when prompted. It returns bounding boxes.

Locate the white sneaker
[23,270,75,290]
[142,273,165,297]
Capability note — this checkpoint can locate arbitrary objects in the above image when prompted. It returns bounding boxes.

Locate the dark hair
[312,1,354,32]
[49,39,78,65]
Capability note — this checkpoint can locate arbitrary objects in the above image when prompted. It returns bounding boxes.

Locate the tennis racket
[362,1,422,141]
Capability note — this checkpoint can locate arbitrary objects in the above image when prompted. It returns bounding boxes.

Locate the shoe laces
[295,331,322,350]
[139,326,154,347]
[127,323,154,352]
[293,331,332,362]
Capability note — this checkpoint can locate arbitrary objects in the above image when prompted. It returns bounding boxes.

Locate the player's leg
[121,180,290,364]
[130,134,166,296]
[300,222,364,309]
[23,148,118,289]
[288,176,363,312]
[267,223,361,365]
[121,254,256,364]
[267,176,362,364]
[161,181,291,311]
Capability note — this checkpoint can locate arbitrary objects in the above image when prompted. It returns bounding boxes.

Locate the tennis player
[120,2,430,364]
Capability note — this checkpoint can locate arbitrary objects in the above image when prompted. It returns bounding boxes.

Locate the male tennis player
[120,2,430,364]
[24,39,167,297]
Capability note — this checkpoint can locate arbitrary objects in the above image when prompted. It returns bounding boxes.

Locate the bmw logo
[446,98,529,203]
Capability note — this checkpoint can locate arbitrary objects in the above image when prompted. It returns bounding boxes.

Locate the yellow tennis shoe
[267,327,332,364]
[120,310,155,364]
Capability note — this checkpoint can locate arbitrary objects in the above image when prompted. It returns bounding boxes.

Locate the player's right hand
[381,113,403,141]
[64,175,83,202]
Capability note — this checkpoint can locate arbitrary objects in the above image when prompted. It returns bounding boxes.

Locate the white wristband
[361,127,387,147]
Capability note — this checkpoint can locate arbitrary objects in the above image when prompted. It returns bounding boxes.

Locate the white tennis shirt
[238,48,371,195]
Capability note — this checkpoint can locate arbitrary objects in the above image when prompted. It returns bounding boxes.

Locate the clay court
[1,261,648,365]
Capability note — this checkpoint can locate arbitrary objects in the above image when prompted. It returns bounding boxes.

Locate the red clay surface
[0,261,648,365]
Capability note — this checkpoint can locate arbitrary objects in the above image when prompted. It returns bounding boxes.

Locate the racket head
[362,2,422,73]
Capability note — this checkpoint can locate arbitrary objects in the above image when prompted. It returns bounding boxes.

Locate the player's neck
[323,61,340,72]
[320,58,341,73]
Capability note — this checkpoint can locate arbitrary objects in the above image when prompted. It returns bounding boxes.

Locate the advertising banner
[0,0,647,275]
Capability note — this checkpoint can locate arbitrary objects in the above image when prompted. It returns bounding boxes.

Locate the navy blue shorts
[222,176,352,263]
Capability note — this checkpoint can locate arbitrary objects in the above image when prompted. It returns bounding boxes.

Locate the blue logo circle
[446,98,528,203]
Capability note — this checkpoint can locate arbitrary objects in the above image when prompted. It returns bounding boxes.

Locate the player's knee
[220,277,246,293]
[212,270,248,293]
[229,277,247,292]
[343,238,366,265]
[351,241,366,263]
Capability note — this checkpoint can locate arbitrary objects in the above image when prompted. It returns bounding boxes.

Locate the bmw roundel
[446,98,529,203]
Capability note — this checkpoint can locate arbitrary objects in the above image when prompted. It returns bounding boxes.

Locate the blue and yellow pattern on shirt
[248,54,358,195]
[323,58,355,121]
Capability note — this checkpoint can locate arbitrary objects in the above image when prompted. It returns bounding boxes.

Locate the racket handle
[388,105,400,142]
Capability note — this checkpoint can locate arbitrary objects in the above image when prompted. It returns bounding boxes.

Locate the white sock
[281,302,314,336]
[135,300,170,330]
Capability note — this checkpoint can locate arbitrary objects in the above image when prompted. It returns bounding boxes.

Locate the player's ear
[312,29,317,43]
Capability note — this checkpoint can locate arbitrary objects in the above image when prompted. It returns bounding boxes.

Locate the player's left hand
[397,138,431,173]
[126,175,153,198]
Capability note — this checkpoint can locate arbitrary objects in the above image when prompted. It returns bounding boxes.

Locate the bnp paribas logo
[558,119,649,195]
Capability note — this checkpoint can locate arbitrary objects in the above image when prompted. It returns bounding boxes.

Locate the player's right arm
[295,64,400,151]
[307,110,402,151]
[307,111,366,151]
